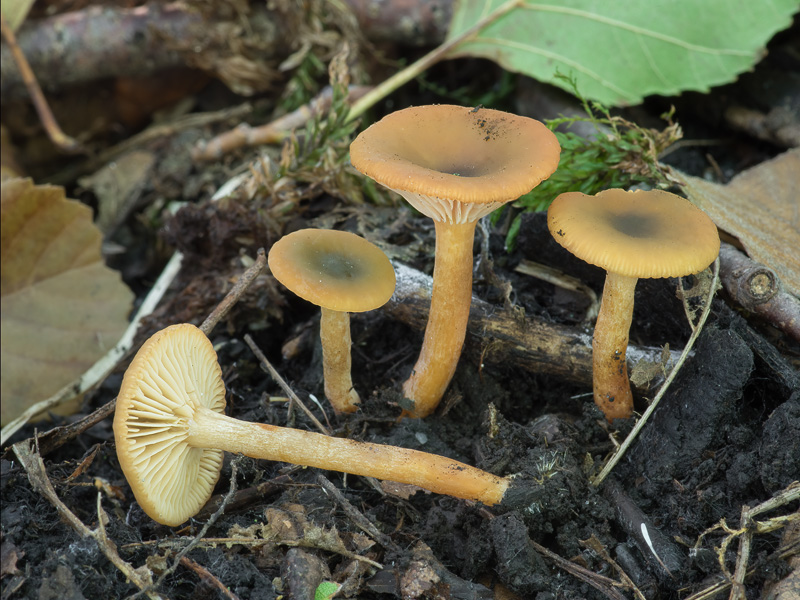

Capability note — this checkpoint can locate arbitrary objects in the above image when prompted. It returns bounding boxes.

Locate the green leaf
[314,581,342,600]
[447,0,799,105]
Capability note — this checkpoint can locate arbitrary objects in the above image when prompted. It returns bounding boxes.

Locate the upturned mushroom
[114,323,536,526]
[547,188,720,421]
[268,229,395,413]
[350,105,560,417]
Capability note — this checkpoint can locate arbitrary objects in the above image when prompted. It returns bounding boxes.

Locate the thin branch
[0,11,81,151]
[243,334,331,436]
[13,439,167,600]
[199,249,267,336]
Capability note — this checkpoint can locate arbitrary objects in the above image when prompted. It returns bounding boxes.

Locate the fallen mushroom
[113,323,537,526]
[547,188,720,420]
[268,229,395,413]
[350,105,560,417]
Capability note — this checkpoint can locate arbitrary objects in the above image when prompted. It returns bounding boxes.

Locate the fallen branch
[1,1,452,99]
[719,242,800,341]
[385,262,683,392]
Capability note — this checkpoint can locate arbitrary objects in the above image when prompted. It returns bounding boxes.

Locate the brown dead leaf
[0,179,133,425]
[676,149,800,296]
[1,539,23,577]
[78,150,155,235]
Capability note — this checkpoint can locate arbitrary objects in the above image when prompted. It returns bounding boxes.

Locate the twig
[528,538,628,600]
[49,103,254,187]
[317,473,401,552]
[0,12,81,152]
[718,242,800,341]
[347,0,520,120]
[243,335,330,436]
[515,259,600,322]
[27,398,117,458]
[1,251,184,445]
[13,439,167,600]
[192,85,372,162]
[179,557,240,600]
[593,259,720,486]
[199,248,267,336]
[729,483,800,600]
[686,481,800,600]
[581,535,647,600]
[127,462,242,600]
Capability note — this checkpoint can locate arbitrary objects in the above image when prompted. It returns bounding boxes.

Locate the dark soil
[2,20,799,600]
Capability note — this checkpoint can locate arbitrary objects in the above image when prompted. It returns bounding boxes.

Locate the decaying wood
[719,242,800,341]
[384,262,682,393]
[1,0,451,99]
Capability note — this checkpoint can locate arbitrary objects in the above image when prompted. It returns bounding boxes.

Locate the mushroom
[114,323,534,526]
[268,229,395,413]
[350,105,560,417]
[547,188,720,420]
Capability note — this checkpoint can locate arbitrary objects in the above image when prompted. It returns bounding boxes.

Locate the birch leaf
[448,0,799,106]
[1,178,133,424]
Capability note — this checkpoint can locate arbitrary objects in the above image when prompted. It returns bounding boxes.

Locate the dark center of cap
[609,213,658,238]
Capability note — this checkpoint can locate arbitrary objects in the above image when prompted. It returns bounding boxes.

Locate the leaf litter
[1,4,799,600]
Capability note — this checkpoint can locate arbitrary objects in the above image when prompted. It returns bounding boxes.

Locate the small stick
[13,440,166,600]
[134,462,242,600]
[192,85,373,161]
[0,12,81,152]
[317,473,400,552]
[179,556,240,600]
[718,242,799,341]
[593,259,720,486]
[729,483,800,600]
[199,249,267,336]
[243,335,330,436]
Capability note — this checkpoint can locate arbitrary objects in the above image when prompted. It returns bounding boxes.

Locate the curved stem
[593,272,638,420]
[320,308,359,413]
[403,221,476,418]
[189,406,509,505]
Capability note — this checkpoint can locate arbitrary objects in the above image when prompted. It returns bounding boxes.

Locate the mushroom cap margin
[113,323,226,526]
[350,104,561,210]
[268,229,396,313]
[547,188,720,278]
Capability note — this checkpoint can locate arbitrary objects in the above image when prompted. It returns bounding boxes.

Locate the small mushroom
[114,324,530,526]
[268,229,395,413]
[350,105,560,417]
[547,188,720,421]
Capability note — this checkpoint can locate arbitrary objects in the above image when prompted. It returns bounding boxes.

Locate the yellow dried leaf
[677,149,800,296]
[1,178,133,424]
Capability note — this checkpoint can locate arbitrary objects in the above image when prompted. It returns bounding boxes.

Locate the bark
[1,0,452,99]
[719,242,800,341]
[385,262,681,393]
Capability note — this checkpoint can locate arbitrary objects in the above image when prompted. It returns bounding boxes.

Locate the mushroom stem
[188,403,509,505]
[593,272,638,420]
[403,220,476,417]
[320,307,359,413]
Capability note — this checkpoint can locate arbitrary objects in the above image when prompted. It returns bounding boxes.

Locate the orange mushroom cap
[268,229,396,313]
[548,188,720,278]
[350,104,560,223]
